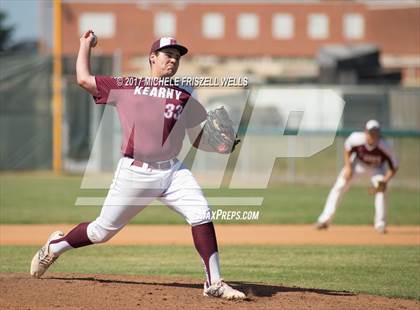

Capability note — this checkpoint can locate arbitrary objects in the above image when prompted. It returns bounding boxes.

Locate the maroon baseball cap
[150,37,188,56]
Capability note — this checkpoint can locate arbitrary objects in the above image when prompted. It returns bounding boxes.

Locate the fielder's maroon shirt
[93,76,206,161]
[344,132,398,170]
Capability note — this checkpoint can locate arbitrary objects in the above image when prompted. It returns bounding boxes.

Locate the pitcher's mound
[0,273,418,310]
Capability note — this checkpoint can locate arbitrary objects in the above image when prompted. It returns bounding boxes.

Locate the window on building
[343,13,364,39]
[308,14,329,39]
[272,13,294,39]
[79,13,115,38]
[202,13,224,39]
[154,12,176,37]
[237,13,259,39]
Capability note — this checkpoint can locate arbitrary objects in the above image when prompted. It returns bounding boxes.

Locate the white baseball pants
[87,157,212,244]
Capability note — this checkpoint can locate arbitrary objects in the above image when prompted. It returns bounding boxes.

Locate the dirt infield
[1,225,419,309]
[0,273,419,310]
[1,224,419,245]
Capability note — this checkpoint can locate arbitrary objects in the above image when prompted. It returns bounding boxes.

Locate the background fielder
[316,120,398,233]
[30,31,246,300]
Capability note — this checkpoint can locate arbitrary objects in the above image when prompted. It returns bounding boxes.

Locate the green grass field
[1,245,418,300]
[1,173,419,301]
[0,173,418,225]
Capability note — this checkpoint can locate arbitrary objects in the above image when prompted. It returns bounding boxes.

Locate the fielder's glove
[368,181,387,194]
[202,106,240,154]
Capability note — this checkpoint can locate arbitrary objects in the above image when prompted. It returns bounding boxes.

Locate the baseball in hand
[90,34,97,48]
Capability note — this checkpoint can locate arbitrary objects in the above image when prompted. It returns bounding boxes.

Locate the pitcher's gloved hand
[202,106,240,154]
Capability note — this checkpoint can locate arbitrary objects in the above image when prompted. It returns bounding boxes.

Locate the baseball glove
[202,106,240,154]
[368,181,387,194]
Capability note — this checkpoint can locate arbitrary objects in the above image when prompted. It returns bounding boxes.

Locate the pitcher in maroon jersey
[30,32,246,300]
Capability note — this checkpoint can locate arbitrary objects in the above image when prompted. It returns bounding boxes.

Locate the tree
[0,10,14,52]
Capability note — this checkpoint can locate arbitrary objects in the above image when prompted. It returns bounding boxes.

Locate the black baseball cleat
[315,222,329,230]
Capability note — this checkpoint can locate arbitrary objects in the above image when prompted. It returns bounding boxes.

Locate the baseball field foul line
[1,225,418,245]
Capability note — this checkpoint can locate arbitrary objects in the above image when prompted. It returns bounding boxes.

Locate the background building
[50,0,420,85]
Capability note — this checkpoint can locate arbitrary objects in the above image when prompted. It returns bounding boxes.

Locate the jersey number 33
[164,103,183,120]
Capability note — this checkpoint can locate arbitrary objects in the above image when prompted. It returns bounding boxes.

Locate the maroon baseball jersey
[344,132,398,170]
[93,76,207,161]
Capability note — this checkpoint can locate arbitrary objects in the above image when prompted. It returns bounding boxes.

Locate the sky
[0,0,39,43]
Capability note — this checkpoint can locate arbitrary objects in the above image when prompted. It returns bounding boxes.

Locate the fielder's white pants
[87,157,212,244]
[317,160,387,230]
